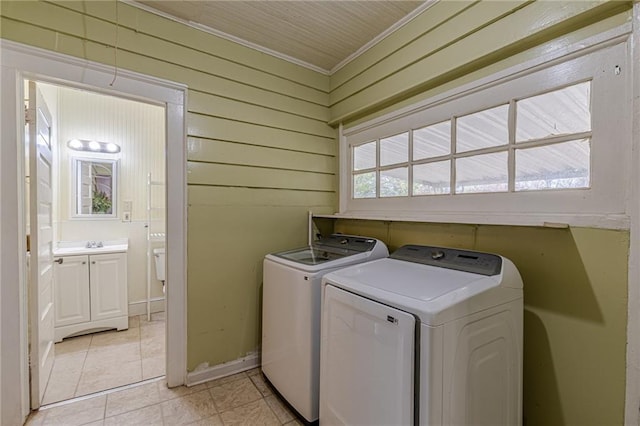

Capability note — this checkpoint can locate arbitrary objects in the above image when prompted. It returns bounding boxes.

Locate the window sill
[314,212,630,230]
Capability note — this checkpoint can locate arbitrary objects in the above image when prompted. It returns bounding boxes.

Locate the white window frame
[339,30,632,229]
[70,156,119,219]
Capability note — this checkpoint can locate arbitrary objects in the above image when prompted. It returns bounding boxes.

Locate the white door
[90,253,128,321]
[320,284,415,426]
[53,255,90,329]
[28,81,55,409]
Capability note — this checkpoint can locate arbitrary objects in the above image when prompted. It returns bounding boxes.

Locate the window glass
[353,141,376,171]
[516,82,591,142]
[413,121,450,160]
[457,104,509,153]
[515,139,590,191]
[380,167,408,197]
[455,152,508,193]
[380,133,408,166]
[413,161,451,195]
[353,172,376,198]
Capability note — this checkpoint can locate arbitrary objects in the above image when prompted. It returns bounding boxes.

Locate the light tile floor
[42,312,166,405]
[26,368,303,426]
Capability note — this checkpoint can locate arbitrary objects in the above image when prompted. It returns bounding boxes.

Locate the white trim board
[128,298,166,317]
[126,0,438,76]
[185,353,261,387]
[624,4,640,425]
[124,0,328,75]
[0,39,188,425]
[316,212,631,231]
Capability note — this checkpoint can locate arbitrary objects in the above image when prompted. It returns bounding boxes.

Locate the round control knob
[431,251,445,260]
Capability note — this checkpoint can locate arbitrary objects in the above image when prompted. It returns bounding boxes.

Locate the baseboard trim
[185,352,261,387]
[128,298,166,316]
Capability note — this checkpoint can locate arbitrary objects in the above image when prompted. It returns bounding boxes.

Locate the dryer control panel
[390,245,502,276]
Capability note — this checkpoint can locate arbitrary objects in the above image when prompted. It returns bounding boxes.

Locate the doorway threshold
[37,376,166,411]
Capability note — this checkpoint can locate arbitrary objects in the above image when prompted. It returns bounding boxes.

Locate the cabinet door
[53,255,90,327]
[90,253,128,321]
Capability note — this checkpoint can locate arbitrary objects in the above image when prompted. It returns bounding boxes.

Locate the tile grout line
[73,339,91,399]
[207,372,249,425]
[253,374,288,425]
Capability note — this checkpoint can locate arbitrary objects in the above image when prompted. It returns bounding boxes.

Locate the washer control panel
[390,245,502,276]
[315,234,378,253]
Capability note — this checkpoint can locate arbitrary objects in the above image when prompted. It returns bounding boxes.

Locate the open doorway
[25,80,168,406]
[1,40,187,424]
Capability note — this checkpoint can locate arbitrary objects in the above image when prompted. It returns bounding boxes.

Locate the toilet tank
[153,247,165,281]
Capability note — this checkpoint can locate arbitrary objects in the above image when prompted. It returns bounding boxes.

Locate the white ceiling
[133,0,428,73]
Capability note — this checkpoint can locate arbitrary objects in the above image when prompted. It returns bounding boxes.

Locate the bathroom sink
[53,239,129,256]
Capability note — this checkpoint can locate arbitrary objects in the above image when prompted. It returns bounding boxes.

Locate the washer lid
[271,234,383,266]
[274,246,347,266]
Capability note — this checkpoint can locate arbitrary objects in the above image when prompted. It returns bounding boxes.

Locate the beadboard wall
[50,83,166,303]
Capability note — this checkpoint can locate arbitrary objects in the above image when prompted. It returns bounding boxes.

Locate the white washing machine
[262,234,388,423]
[320,244,523,426]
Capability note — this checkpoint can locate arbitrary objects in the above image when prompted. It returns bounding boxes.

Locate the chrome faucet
[85,241,103,248]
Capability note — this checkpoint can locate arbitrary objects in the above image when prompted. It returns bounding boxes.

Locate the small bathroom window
[72,157,118,218]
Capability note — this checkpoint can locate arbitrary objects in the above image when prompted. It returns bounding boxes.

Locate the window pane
[516,82,591,142]
[380,133,408,166]
[414,121,450,160]
[380,167,408,197]
[456,105,508,153]
[413,161,451,195]
[354,141,376,171]
[455,152,508,193]
[515,139,590,191]
[353,172,376,198]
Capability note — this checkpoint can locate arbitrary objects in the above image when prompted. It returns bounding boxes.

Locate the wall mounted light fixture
[67,139,121,154]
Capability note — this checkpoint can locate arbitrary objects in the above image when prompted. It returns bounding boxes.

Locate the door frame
[0,40,188,425]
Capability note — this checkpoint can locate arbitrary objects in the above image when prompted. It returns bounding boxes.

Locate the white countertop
[53,239,129,256]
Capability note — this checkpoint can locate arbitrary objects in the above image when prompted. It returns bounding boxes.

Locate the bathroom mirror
[72,158,118,217]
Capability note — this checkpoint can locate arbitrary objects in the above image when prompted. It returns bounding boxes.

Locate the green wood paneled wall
[2,1,634,424]
[0,0,336,370]
[329,0,632,125]
[329,2,633,424]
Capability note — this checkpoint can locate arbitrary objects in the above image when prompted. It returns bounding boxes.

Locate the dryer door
[320,284,415,425]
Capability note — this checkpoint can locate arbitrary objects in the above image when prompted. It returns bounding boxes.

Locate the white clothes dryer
[320,245,523,426]
[262,234,388,423]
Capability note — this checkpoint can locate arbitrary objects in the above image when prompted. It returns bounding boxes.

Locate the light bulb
[106,143,119,153]
[68,139,83,150]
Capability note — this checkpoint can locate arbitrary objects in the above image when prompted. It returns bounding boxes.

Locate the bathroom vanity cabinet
[53,251,128,342]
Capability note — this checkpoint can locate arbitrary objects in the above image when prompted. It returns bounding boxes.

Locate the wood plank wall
[329,0,632,125]
[327,2,633,425]
[0,0,336,369]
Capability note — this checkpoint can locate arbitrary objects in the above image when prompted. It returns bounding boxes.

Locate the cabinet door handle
[82,261,87,265]
[54,258,63,264]
[91,261,96,264]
